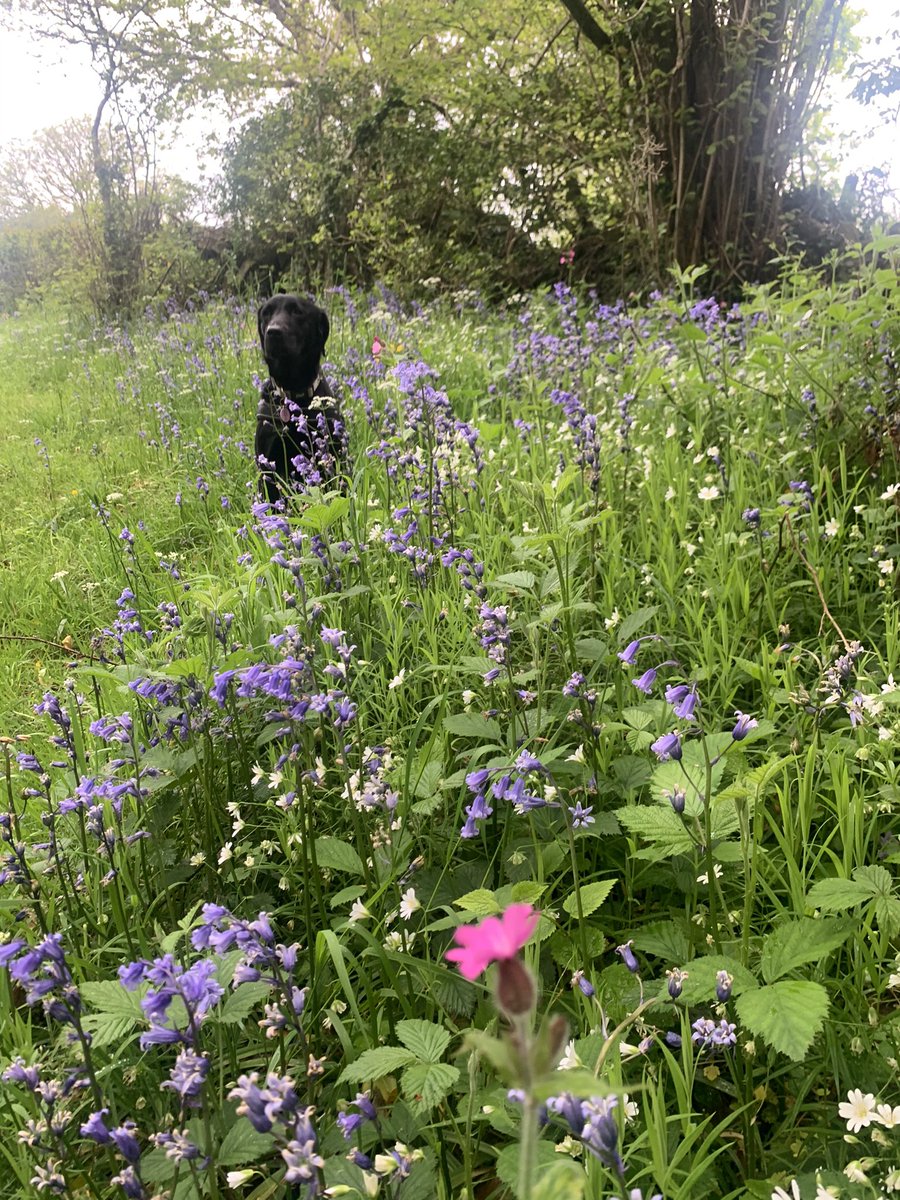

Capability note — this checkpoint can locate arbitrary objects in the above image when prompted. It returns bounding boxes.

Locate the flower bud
[616,941,640,974]
[715,970,733,1003]
[495,957,536,1017]
[666,967,687,999]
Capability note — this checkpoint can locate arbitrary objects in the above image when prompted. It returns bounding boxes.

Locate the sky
[0,1,898,202]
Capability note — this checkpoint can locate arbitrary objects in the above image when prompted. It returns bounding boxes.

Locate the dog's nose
[265,324,287,344]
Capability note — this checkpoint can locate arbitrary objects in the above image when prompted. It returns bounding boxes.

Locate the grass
[0,250,898,1200]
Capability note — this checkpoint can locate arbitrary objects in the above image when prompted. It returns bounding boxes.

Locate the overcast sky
[0,2,897,198]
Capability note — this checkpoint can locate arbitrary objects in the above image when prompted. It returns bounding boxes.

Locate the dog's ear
[318,310,330,350]
[257,299,270,347]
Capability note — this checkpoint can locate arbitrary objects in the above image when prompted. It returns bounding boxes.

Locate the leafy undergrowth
[0,250,899,1200]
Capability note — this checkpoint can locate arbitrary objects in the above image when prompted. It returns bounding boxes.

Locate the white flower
[882,674,898,694]
[251,763,266,786]
[50,570,69,583]
[567,745,586,764]
[555,1135,583,1157]
[622,1093,639,1121]
[664,486,676,501]
[189,852,206,866]
[696,864,724,884]
[698,485,720,501]
[218,842,233,865]
[383,931,404,951]
[226,1171,256,1187]
[878,559,895,575]
[771,1180,800,1200]
[349,900,372,923]
[888,970,900,988]
[388,669,406,690]
[814,1185,839,1199]
[462,689,476,706]
[604,609,620,630]
[268,769,284,790]
[880,482,900,500]
[399,889,421,921]
[884,1167,900,1192]
[839,1089,878,1132]
[843,1160,869,1185]
[557,1040,584,1070]
[706,445,721,459]
[875,1102,900,1127]
[824,518,840,537]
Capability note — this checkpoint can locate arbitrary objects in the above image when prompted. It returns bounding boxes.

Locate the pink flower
[371,338,383,357]
[445,904,540,980]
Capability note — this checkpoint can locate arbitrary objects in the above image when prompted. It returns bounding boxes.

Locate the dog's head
[258,294,330,394]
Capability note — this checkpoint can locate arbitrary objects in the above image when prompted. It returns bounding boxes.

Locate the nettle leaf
[761,918,854,983]
[217,1119,276,1167]
[807,877,874,911]
[632,919,691,962]
[79,980,145,1018]
[874,894,900,937]
[337,1047,416,1085]
[413,760,443,798]
[396,1020,451,1063]
[509,881,548,906]
[401,1061,460,1114]
[615,805,694,857]
[736,980,829,1061]
[80,1013,142,1050]
[669,956,758,1006]
[562,879,616,918]
[443,712,503,741]
[454,889,501,916]
[493,570,536,590]
[217,982,273,1026]
[853,864,895,896]
[313,836,365,876]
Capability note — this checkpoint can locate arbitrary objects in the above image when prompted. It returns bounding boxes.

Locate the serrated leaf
[454,889,501,916]
[736,980,829,1061]
[217,982,273,1026]
[616,805,694,856]
[670,956,758,1006]
[493,570,536,589]
[874,895,900,937]
[396,1020,451,1063]
[313,836,364,875]
[761,918,854,983]
[612,755,652,790]
[413,760,443,798]
[562,879,616,917]
[510,881,548,905]
[401,1061,459,1114]
[80,1013,141,1050]
[443,712,503,740]
[632,920,691,962]
[80,980,145,1018]
[216,1119,275,1167]
[622,707,655,731]
[853,864,895,895]
[574,637,607,661]
[337,1047,415,1085]
[807,878,874,910]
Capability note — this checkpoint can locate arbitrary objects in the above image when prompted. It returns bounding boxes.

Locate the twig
[0,635,89,660]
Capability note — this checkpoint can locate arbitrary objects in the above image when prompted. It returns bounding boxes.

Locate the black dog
[254,294,346,502]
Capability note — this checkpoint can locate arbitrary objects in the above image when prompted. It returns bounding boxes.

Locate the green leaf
[401,1061,459,1114]
[806,877,874,910]
[632,920,691,962]
[79,1013,141,1050]
[496,1141,564,1196]
[413,760,443,798]
[671,956,758,1005]
[396,1019,451,1063]
[760,918,854,983]
[616,605,659,645]
[454,889,501,916]
[217,982,273,1026]
[80,980,145,1018]
[443,712,503,741]
[337,1046,416,1085]
[574,636,607,661]
[532,1162,587,1200]
[562,879,616,917]
[509,881,548,905]
[216,1119,276,1167]
[736,980,829,1061]
[493,570,536,589]
[615,805,694,857]
[312,836,365,876]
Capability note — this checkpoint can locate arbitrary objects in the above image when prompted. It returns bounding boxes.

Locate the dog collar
[258,376,322,425]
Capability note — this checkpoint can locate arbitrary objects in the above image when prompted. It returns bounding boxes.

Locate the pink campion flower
[446,904,540,981]
[371,338,383,357]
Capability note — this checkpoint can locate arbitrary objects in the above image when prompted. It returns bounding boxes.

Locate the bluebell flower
[618,640,642,666]
[632,668,657,694]
[666,967,687,999]
[715,970,733,1002]
[616,941,640,974]
[571,970,595,997]
[650,732,682,762]
[731,711,758,740]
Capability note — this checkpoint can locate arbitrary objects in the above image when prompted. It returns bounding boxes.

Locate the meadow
[0,248,899,1200]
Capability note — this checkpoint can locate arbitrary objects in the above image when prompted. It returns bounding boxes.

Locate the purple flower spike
[672,687,699,721]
